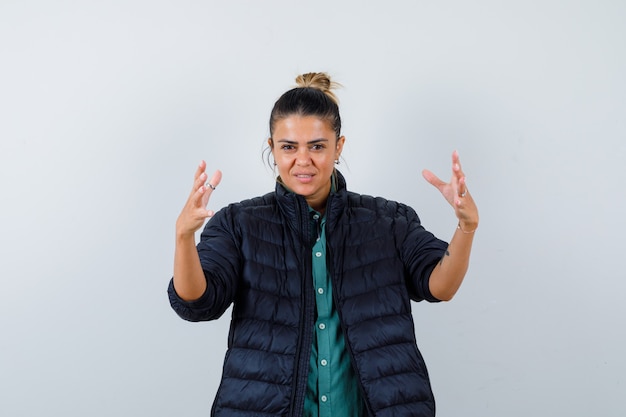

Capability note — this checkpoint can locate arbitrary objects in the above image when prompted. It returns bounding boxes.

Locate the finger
[191,181,209,208]
[190,173,208,202]
[452,151,468,197]
[204,169,223,192]
[196,170,223,210]
[422,169,446,190]
[194,160,207,180]
[190,161,208,195]
[456,191,469,207]
[455,175,467,198]
[452,151,465,179]
[458,176,468,198]
[452,150,460,165]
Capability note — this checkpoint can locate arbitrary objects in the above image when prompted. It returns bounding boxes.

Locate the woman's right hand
[176,160,222,239]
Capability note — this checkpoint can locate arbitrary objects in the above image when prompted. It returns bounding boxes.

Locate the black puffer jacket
[168,172,448,417]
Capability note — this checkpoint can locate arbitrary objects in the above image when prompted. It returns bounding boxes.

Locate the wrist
[175,228,197,243]
[457,221,477,234]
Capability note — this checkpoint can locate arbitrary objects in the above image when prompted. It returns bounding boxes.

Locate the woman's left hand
[422,150,479,232]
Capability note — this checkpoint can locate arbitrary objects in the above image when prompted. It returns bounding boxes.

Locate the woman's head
[269,72,342,139]
[268,73,345,212]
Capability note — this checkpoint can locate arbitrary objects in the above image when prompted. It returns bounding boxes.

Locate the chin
[290,185,315,196]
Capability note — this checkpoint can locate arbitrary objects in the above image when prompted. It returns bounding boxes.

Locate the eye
[280,144,295,151]
[311,144,325,151]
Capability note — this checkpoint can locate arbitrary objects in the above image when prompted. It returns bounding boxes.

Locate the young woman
[169,72,479,417]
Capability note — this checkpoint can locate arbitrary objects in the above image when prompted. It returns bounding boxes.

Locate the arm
[422,150,479,301]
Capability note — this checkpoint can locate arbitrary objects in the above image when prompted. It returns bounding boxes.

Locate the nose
[295,147,311,166]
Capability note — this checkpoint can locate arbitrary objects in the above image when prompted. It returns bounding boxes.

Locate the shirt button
[318,323,326,330]
[320,395,328,403]
[317,288,324,294]
[320,359,328,366]
[313,214,320,220]
[315,252,322,257]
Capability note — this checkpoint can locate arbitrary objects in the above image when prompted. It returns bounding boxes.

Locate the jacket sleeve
[400,205,449,303]
[168,207,242,322]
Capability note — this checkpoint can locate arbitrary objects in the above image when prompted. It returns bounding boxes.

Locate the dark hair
[269,72,342,139]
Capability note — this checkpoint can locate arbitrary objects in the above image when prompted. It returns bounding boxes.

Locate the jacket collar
[275,170,348,240]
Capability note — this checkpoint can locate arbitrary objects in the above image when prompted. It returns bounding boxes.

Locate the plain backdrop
[1,1,624,416]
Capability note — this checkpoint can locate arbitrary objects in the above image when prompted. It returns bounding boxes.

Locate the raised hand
[176,160,222,238]
[422,150,478,232]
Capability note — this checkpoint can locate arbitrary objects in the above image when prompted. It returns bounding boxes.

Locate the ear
[267,137,274,149]
[336,136,346,159]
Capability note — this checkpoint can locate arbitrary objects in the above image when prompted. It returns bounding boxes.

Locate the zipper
[326,199,375,417]
[288,196,315,417]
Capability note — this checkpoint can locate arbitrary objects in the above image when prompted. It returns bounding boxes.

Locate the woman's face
[270,115,345,212]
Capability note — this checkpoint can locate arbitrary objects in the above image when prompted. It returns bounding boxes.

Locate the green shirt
[303,209,365,417]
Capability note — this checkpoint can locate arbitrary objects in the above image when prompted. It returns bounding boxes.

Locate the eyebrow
[276,138,330,144]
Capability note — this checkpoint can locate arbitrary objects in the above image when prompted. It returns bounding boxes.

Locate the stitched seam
[375,399,433,413]
[340,281,405,302]
[362,369,422,384]
[218,406,283,415]
[228,345,295,357]
[346,311,410,330]
[222,375,291,387]
[233,316,298,330]
[354,340,414,356]
[341,253,397,272]
[239,282,299,300]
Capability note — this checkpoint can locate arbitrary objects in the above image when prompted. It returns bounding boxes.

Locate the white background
[1,1,624,416]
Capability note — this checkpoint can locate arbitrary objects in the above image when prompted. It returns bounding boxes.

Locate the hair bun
[295,72,340,104]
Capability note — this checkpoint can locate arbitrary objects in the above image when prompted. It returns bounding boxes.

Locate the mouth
[294,173,315,183]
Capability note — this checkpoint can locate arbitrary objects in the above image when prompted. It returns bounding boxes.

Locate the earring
[334,159,340,165]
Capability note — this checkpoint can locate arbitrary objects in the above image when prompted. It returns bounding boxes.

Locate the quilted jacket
[168,171,449,417]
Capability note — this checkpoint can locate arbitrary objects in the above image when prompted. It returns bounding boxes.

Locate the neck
[306,192,329,215]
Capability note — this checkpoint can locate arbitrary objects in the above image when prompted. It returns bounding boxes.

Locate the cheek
[274,153,288,164]
[318,155,335,168]
[274,154,293,172]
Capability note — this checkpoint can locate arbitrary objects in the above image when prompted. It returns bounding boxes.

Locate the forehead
[273,115,335,141]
